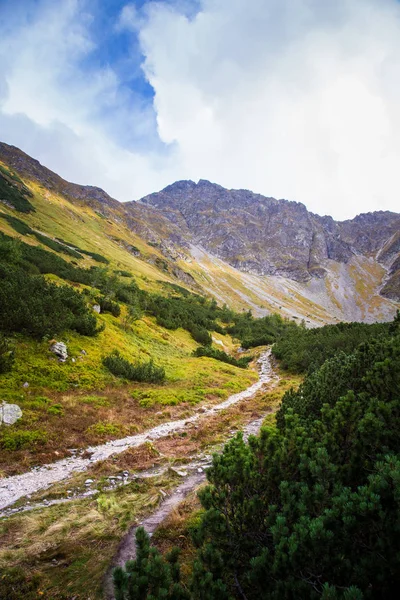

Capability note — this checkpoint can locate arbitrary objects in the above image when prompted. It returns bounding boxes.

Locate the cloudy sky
[1,0,400,219]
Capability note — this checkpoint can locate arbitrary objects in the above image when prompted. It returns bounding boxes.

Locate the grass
[0,309,256,474]
[0,366,300,600]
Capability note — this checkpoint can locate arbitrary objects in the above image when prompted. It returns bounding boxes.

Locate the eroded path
[0,350,274,514]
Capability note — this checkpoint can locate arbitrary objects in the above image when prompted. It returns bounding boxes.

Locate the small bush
[87,421,121,436]
[80,395,110,407]
[0,334,14,374]
[0,429,47,450]
[0,168,35,213]
[47,404,64,415]
[189,325,212,346]
[98,296,121,317]
[193,345,251,369]
[103,350,165,383]
[0,265,102,338]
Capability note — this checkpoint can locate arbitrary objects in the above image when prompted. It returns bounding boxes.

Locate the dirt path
[0,350,274,514]
[103,415,268,599]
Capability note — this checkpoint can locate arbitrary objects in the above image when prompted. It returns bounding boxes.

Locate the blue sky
[1,0,400,218]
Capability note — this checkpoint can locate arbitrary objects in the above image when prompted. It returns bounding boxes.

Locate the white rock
[0,403,22,425]
[93,304,101,314]
[50,341,68,362]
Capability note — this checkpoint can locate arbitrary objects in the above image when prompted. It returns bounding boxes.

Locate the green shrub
[0,213,32,235]
[0,429,47,450]
[227,311,297,348]
[103,350,165,383]
[87,421,120,436]
[47,404,64,415]
[80,395,110,407]
[272,320,390,373]
[0,168,35,213]
[98,296,121,317]
[189,325,212,346]
[189,326,400,599]
[0,264,102,338]
[114,527,189,600]
[0,334,14,374]
[193,345,251,369]
[0,214,83,258]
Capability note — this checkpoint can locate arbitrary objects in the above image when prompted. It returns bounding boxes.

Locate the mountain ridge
[138,178,400,291]
[0,140,399,321]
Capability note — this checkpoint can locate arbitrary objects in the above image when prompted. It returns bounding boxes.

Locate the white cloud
[139,0,400,218]
[117,3,142,32]
[0,0,176,199]
[1,0,400,218]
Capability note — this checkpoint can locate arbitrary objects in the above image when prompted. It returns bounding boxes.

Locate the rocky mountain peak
[138,180,400,294]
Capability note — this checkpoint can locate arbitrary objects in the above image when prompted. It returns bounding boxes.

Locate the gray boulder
[50,341,68,362]
[93,304,101,314]
[0,402,22,425]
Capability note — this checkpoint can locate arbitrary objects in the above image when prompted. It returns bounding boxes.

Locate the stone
[171,469,188,477]
[22,382,29,388]
[50,341,68,362]
[80,349,87,355]
[85,479,94,485]
[0,402,22,425]
[93,304,101,314]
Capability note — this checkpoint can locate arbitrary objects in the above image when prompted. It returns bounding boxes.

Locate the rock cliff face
[138,180,400,298]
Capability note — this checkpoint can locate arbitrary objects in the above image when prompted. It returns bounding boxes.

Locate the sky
[1,0,400,219]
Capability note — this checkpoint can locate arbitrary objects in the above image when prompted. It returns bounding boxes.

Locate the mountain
[138,179,400,291]
[0,141,399,325]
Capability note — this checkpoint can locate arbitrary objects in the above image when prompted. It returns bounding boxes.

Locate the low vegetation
[0,334,14,374]
[115,314,400,599]
[193,345,252,369]
[226,310,298,348]
[0,264,102,338]
[102,351,166,383]
[0,166,35,213]
[272,319,391,373]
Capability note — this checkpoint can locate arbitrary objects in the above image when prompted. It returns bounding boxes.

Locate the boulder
[50,341,68,362]
[0,402,22,425]
[93,304,101,314]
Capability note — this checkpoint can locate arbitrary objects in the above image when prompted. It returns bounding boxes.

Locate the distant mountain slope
[138,180,400,299]
[0,141,399,323]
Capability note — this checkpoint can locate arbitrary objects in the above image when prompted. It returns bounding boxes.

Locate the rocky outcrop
[139,180,400,291]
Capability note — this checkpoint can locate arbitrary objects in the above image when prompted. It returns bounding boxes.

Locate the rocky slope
[138,180,400,298]
[0,141,399,322]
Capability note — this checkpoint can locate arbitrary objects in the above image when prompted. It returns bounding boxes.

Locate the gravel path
[103,413,269,600]
[0,350,274,513]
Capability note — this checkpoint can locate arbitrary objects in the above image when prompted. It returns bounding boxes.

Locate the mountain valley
[0,141,399,599]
